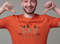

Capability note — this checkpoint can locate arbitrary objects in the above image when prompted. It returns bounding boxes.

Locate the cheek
[32,3,37,7]
[23,4,27,8]
[21,2,26,8]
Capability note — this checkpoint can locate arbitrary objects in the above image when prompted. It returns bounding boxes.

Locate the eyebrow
[21,0,37,1]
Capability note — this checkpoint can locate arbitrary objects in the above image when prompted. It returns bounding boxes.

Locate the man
[0,0,60,44]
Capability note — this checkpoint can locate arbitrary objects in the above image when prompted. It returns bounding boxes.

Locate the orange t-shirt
[0,14,60,44]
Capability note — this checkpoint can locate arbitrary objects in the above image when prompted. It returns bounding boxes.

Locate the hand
[2,2,14,11]
[43,1,56,13]
[44,1,56,10]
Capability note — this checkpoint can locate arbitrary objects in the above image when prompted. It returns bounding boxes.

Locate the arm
[43,0,60,16]
[0,7,6,14]
[53,7,60,16]
[0,17,8,28]
[0,2,14,15]
[44,1,60,28]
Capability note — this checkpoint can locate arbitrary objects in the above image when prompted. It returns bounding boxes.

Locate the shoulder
[35,14,50,18]
[40,14,54,19]
[34,13,51,17]
[4,14,23,19]
[1,14,23,21]
[37,14,55,21]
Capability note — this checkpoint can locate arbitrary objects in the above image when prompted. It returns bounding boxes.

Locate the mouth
[27,8,34,12]
[24,6,36,14]
[28,8,33,11]
[25,6,34,10]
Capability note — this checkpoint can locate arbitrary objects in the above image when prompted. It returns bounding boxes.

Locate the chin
[26,11,34,14]
[24,9,35,14]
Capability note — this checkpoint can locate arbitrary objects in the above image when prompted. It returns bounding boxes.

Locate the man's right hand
[2,1,14,11]
[0,1,14,14]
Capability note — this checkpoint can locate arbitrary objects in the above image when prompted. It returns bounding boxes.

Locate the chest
[7,17,50,39]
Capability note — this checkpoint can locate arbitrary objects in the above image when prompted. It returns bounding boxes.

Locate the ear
[21,1,23,7]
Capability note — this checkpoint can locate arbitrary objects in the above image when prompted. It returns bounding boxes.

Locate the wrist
[52,7,57,11]
[1,6,6,11]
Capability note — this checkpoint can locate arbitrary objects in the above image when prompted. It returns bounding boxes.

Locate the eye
[32,0,36,3]
[24,1,28,2]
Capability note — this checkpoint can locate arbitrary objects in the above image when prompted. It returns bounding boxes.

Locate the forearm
[0,7,6,15]
[53,7,60,16]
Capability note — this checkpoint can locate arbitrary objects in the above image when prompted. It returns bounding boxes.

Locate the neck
[24,12,34,18]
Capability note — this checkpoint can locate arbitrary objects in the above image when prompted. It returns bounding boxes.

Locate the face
[21,0,37,14]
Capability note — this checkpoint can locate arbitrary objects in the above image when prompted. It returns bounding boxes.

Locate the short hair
[21,0,37,2]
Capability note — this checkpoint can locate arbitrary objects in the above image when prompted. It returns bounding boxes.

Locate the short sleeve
[0,17,8,28]
[46,15,60,28]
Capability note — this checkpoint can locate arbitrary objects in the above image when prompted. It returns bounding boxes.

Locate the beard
[23,6,36,14]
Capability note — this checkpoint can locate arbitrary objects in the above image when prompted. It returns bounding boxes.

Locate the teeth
[28,8,31,9]
[28,7,32,9]
[28,8,33,10]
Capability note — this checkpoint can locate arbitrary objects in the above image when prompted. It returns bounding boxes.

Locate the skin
[21,0,37,18]
[0,0,60,44]
[0,0,60,17]
[21,0,37,14]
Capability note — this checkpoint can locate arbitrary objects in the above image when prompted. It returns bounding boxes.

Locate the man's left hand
[44,1,56,10]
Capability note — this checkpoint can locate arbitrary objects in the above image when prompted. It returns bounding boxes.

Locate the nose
[28,2,31,6]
